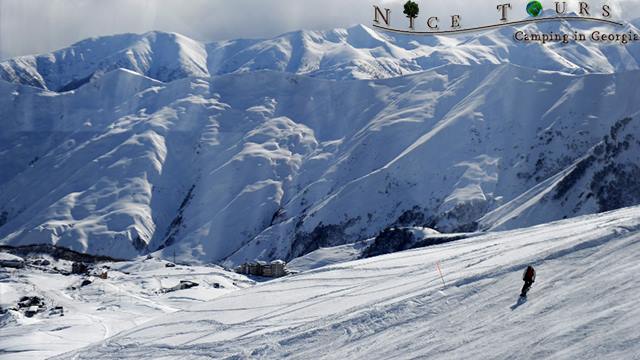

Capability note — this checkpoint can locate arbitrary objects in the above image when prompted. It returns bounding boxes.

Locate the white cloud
[0,0,637,59]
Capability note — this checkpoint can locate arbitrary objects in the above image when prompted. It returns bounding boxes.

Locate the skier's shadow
[510,296,527,310]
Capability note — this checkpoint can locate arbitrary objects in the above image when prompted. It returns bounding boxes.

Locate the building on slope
[236,260,287,278]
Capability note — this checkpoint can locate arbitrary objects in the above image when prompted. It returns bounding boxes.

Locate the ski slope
[57,205,640,359]
[0,258,253,359]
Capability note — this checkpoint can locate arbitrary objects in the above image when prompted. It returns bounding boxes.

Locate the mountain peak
[0,30,208,91]
[344,24,389,48]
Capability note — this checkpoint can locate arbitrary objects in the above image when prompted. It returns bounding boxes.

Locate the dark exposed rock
[549,117,640,215]
[554,155,596,201]
[71,262,89,275]
[610,117,633,141]
[132,235,148,251]
[363,227,472,259]
[177,280,199,289]
[158,184,196,250]
[592,164,640,212]
[0,244,124,263]
[0,253,25,268]
[289,218,359,260]
[431,201,484,233]
[49,306,64,317]
[587,118,640,212]
[18,296,44,308]
[57,73,94,92]
[18,296,48,318]
[395,207,426,227]
[25,307,41,318]
[270,208,286,226]
[363,228,415,258]
[31,258,51,267]
[161,280,199,293]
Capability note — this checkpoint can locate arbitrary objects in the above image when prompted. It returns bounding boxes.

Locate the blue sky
[0,0,635,59]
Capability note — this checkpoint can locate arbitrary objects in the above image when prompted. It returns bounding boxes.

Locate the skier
[520,265,536,297]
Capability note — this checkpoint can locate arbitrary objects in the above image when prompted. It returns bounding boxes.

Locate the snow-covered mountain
[2,21,640,264]
[3,20,640,90]
[0,32,208,91]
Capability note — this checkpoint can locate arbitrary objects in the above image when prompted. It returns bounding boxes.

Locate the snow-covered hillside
[51,205,640,359]
[0,255,253,359]
[480,116,640,230]
[2,21,640,264]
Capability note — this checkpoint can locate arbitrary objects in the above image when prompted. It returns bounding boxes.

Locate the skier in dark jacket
[521,265,536,297]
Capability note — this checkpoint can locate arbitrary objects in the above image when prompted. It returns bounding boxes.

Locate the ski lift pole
[436,261,446,288]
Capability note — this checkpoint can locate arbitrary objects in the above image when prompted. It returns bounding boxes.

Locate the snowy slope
[480,116,640,230]
[2,59,640,263]
[287,239,373,272]
[53,205,640,359]
[0,256,252,359]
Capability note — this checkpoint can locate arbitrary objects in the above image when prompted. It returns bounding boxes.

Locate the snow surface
[53,205,640,359]
[287,240,372,272]
[0,257,253,359]
[0,253,23,262]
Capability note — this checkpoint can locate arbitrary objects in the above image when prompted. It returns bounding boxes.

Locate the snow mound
[0,252,24,262]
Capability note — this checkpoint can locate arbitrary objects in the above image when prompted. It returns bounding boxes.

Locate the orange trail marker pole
[436,261,446,287]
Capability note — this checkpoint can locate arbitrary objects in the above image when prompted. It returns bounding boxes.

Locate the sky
[0,0,637,59]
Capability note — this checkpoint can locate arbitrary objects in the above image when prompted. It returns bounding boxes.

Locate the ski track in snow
[52,206,640,359]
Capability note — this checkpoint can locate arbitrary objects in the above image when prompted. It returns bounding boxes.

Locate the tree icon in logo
[526,1,543,17]
[403,1,420,29]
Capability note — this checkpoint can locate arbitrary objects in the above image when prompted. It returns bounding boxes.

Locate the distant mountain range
[4,18,640,89]
[1,20,640,264]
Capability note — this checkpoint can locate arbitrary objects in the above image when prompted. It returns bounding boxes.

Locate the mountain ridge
[4,19,640,92]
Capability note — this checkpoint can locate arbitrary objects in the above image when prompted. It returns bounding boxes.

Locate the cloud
[0,0,637,59]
